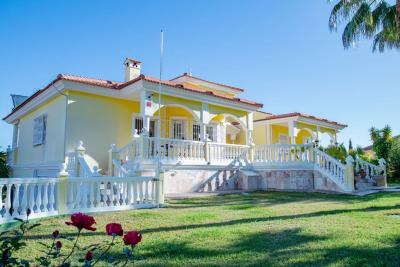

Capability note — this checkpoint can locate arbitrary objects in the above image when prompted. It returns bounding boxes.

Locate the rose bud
[52,230,60,238]
[85,251,93,261]
[55,241,62,249]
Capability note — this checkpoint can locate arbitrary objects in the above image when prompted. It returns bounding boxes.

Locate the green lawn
[11,192,400,266]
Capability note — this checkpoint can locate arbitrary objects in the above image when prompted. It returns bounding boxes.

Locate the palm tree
[329,0,400,52]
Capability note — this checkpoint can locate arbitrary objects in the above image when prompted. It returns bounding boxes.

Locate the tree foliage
[329,0,400,52]
[324,143,348,163]
[388,140,400,178]
[0,149,9,178]
[369,125,393,161]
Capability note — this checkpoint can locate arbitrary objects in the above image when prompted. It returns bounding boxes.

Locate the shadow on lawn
[23,202,400,241]
[167,191,400,210]
[111,228,400,266]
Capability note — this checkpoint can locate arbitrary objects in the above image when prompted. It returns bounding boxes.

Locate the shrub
[0,150,9,178]
[388,140,400,179]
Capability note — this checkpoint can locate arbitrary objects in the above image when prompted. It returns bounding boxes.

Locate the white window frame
[206,122,218,142]
[170,117,188,140]
[33,114,47,146]
[191,121,201,141]
[132,113,143,135]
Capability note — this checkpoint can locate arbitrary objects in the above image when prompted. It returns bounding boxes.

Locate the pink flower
[65,213,96,231]
[123,231,142,246]
[106,223,123,236]
[85,251,93,261]
[55,241,62,249]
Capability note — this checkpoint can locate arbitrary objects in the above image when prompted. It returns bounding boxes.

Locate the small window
[172,119,186,140]
[33,115,47,146]
[192,123,201,141]
[132,115,143,135]
[206,125,217,142]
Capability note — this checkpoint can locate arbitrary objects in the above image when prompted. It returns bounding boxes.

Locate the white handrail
[254,144,313,164]
[314,149,346,190]
[0,175,161,225]
[116,138,140,163]
[146,137,205,162]
[206,142,249,162]
[355,158,381,178]
[0,177,58,223]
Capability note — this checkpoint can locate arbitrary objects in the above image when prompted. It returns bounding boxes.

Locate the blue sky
[0,0,398,150]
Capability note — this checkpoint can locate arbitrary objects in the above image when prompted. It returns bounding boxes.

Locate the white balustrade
[146,137,205,162]
[206,143,249,162]
[116,138,141,163]
[0,178,58,224]
[66,176,159,212]
[314,149,346,187]
[355,158,382,178]
[254,144,312,164]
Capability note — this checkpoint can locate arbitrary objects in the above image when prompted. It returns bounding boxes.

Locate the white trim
[142,80,260,112]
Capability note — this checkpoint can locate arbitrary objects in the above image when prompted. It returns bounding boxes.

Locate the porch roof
[254,112,347,129]
[3,74,263,122]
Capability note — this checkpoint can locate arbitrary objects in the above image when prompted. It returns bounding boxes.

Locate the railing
[0,175,161,225]
[314,149,346,189]
[355,158,382,178]
[146,137,205,162]
[116,138,140,163]
[254,144,312,164]
[0,178,58,224]
[67,176,160,212]
[206,143,249,163]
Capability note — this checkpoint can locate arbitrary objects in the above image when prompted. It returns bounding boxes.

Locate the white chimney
[124,58,142,81]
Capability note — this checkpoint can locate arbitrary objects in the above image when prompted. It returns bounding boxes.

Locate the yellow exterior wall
[14,95,67,176]
[295,129,312,144]
[271,125,289,144]
[182,82,236,97]
[296,122,336,135]
[66,91,139,171]
[253,124,267,145]
[154,106,193,139]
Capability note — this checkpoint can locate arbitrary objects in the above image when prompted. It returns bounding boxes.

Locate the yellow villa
[3,58,386,197]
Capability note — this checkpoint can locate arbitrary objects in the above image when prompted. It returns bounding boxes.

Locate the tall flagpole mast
[157,30,163,174]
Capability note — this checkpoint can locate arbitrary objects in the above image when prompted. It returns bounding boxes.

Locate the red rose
[106,223,123,236]
[123,231,142,246]
[85,251,93,261]
[52,230,60,238]
[65,213,96,231]
[55,241,62,249]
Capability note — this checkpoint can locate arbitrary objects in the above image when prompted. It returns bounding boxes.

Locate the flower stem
[61,230,81,265]
[92,236,115,266]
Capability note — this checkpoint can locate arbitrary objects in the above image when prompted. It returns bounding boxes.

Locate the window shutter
[33,115,47,146]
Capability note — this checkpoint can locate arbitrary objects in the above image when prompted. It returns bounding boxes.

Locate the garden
[1,191,400,266]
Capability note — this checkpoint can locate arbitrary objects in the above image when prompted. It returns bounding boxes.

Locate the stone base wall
[162,169,238,194]
[241,169,342,193]
[141,167,343,194]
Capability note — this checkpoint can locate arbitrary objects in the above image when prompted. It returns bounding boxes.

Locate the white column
[246,113,253,145]
[288,120,296,144]
[12,124,19,149]
[266,123,271,145]
[200,103,210,142]
[140,90,154,135]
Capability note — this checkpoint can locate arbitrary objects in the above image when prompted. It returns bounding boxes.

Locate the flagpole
[157,30,163,176]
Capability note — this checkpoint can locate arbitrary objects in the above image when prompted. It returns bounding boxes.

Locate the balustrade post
[75,141,86,177]
[57,175,69,215]
[139,130,149,162]
[108,144,118,176]
[157,169,165,205]
[378,158,387,188]
[344,156,355,192]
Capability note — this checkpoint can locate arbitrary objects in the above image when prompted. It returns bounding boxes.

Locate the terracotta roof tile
[3,73,262,120]
[254,112,347,128]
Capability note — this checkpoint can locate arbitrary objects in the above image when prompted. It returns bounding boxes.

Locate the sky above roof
[0,0,398,149]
